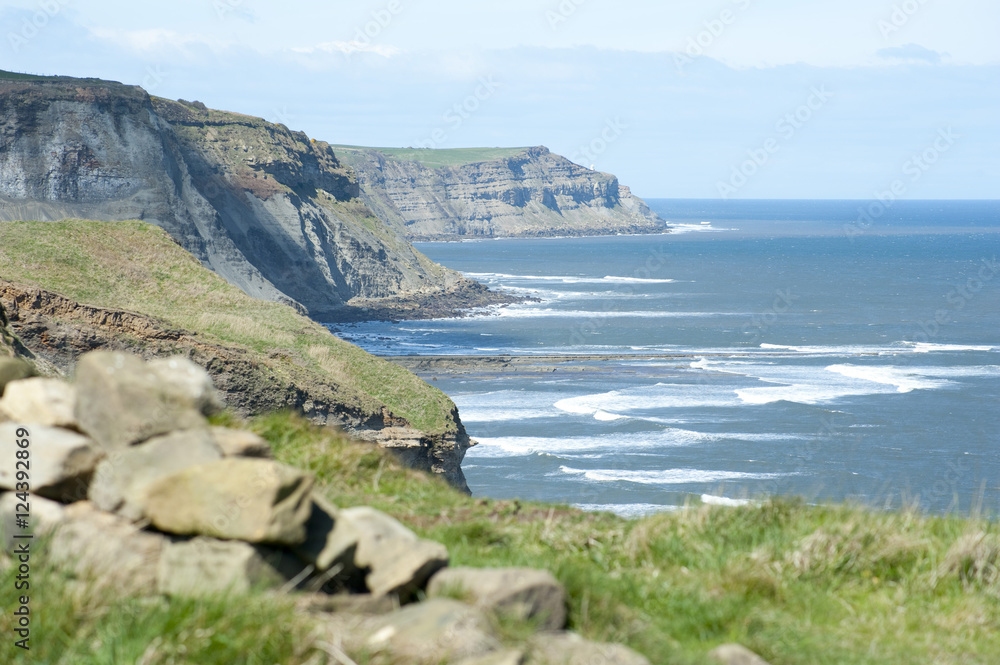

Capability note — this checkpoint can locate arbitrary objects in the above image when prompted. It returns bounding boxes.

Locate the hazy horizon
[2,1,997,200]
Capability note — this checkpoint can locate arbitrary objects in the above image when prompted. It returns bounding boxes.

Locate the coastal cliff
[0,220,473,491]
[0,73,505,321]
[334,146,667,240]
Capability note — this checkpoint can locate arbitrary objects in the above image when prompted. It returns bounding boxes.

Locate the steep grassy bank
[3,411,996,664]
[0,220,456,435]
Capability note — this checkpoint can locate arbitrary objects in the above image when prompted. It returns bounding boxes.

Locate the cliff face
[0,76,489,321]
[335,146,666,240]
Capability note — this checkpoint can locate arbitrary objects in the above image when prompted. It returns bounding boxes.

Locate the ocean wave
[464,272,676,285]
[472,307,739,320]
[903,342,997,353]
[825,364,952,393]
[558,466,786,485]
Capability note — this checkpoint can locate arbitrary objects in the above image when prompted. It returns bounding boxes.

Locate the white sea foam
[593,410,628,421]
[701,494,756,507]
[558,466,785,485]
[463,272,677,286]
[574,503,681,518]
[469,307,735,320]
[602,276,676,284]
[904,342,997,353]
[825,364,951,393]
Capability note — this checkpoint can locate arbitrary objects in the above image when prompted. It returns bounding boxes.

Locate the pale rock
[0,423,103,502]
[147,356,225,416]
[210,426,272,458]
[526,632,651,665]
[364,598,501,665]
[340,505,449,599]
[455,650,527,665]
[708,644,773,665]
[74,351,210,449]
[157,536,307,597]
[428,566,567,630]
[88,428,222,520]
[0,492,65,548]
[0,378,77,429]
[143,458,314,545]
[292,495,360,584]
[48,501,166,595]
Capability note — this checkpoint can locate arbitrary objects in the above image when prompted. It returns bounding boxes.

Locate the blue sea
[334,200,1000,517]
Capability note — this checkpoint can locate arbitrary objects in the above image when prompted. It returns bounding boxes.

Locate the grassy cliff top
[0,220,457,433]
[4,410,997,664]
[332,145,534,169]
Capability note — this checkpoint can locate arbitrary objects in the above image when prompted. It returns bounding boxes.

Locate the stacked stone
[0,351,671,665]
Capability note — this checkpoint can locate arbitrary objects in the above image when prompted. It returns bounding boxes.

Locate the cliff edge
[0,73,507,321]
[334,145,667,240]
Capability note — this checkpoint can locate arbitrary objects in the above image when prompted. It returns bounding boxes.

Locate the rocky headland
[335,145,668,240]
[0,72,510,321]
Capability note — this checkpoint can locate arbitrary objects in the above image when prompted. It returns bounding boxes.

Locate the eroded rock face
[337,146,666,240]
[0,77,484,320]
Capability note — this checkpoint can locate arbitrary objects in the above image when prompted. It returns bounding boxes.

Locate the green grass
[2,412,998,664]
[0,220,457,433]
[252,412,1000,664]
[333,145,532,169]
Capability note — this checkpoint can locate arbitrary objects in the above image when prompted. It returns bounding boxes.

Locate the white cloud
[293,41,402,58]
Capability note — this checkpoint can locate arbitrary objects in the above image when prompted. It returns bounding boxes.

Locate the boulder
[88,428,223,520]
[340,505,449,599]
[0,492,65,548]
[0,424,103,502]
[142,458,314,545]
[364,598,501,665]
[428,567,567,630]
[0,358,36,397]
[210,426,272,458]
[147,357,225,416]
[157,536,308,597]
[74,351,210,450]
[526,632,651,665]
[47,501,166,595]
[0,378,77,429]
[292,495,361,586]
[708,644,773,665]
[455,650,527,665]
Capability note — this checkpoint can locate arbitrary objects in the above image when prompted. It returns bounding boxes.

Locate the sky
[2,0,998,199]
